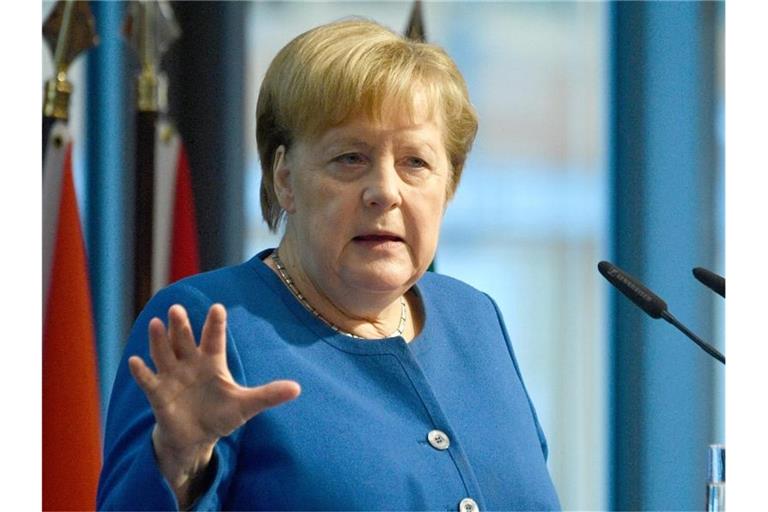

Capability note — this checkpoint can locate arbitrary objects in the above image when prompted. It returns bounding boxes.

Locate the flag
[152,121,200,292]
[123,1,187,312]
[42,122,101,511]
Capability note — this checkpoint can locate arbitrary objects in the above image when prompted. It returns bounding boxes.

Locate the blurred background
[42,1,724,510]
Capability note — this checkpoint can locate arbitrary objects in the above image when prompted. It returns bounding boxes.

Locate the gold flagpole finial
[405,0,427,43]
[42,0,99,120]
[123,1,181,113]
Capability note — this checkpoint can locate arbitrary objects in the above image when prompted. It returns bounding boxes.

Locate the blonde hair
[257,18,478,231]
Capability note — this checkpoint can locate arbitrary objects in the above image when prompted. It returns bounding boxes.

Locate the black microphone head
[598,261,668,318]
[693,267,725,298]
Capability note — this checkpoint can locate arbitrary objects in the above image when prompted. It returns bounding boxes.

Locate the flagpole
[42,0,98,163]
[43,0,98,296]
[404,1,434,271]
[404,0,426,43]
[125,1,180,317]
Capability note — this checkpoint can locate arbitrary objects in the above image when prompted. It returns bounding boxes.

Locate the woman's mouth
[352,234,404,249]
[354,234,402,242]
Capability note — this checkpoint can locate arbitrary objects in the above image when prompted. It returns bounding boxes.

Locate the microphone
[598,261,725,365]
[693,267,725,298]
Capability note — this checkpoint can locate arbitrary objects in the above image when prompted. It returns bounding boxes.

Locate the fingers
[168,305,198,360]
[128,355,159,396]
[148,317,175,373]
[146,303,225,372]
[238,380,302,420]
[199,304,227,357]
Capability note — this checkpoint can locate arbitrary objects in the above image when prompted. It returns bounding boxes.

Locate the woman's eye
[404,157,428,169]
[334,153,367,166]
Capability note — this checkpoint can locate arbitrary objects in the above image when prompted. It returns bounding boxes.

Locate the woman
[97,19,560,511]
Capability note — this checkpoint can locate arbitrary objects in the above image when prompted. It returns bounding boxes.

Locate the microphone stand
[597,261,726,509]
[706,444,725,512]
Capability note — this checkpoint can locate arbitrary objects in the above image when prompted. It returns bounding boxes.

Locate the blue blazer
[97,249,561,511]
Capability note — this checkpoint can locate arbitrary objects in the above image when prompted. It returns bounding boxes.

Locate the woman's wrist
[151,425,217,507]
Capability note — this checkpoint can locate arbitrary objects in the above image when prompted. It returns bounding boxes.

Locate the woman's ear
[272,145,295,213]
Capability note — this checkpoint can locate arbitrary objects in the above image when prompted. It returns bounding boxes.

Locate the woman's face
[275,97,451,298]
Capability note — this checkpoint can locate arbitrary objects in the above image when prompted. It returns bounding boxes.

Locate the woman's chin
[341,267,415,295]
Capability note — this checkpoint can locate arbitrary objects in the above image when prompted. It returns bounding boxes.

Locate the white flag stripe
[42,122,72,311]
[152,120,181,293]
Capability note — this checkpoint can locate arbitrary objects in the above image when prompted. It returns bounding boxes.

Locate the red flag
[152,121,200,292]
[42,122,101,511]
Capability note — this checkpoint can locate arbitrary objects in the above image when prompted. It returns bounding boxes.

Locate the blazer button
[459,497,479,512]
[427,429,450,450]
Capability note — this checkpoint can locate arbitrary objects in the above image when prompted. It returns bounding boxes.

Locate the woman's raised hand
[128,304,300,506]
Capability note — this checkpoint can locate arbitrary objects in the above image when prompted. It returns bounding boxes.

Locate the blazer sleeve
[484,292,550,462]
[97,283,249,511]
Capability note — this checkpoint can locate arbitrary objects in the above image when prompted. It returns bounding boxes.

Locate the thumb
[237,380,301,420]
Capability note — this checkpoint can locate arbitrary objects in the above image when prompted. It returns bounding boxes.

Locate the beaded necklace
[271,251,407,339]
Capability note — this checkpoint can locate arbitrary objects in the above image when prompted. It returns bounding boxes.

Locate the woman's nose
[362,160,402,210]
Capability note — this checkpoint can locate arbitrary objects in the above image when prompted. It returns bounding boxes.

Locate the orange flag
[152,121,200,291]
[42,122,101,511]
